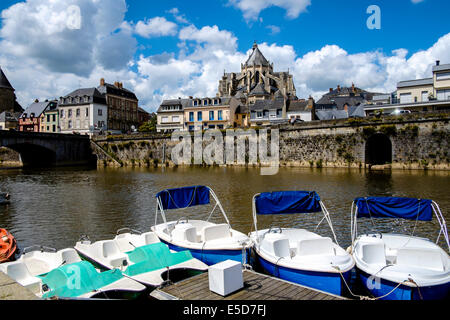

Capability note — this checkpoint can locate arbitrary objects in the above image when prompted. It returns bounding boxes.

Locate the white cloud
[229,0,311,21]
[266,25,281,35]
[135,17,178,38]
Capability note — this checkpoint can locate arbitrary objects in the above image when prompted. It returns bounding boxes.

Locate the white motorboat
[74,228,208,288]
[350,196,450,300]
[0,245,146,299]
[152,186,251,266]
[249,191,355,296]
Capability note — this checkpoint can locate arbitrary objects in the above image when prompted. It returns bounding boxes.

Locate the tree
[138,113,157,132]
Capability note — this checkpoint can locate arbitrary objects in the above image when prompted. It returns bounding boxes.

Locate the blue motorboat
[350,197,450,300]
[151,186,251,266]
[249,191,355,297]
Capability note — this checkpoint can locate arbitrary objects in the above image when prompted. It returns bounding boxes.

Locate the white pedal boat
[249,191,355,296]
[0,246,146,299]
[74,228,208,288]
[152,186,251,266]
[350,197,450,300]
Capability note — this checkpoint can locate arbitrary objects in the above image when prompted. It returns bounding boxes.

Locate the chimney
[34,99,39,103]
[329,88,333,93]
[114,81,120,88]
[352,83,355,92]
[436,60,440,66]
[119,82,123,89]
[189,96,193,99]
[100,78,105,86]
[337,85,341,92]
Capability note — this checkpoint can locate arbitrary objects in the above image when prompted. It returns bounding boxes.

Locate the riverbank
[92,113,450,171]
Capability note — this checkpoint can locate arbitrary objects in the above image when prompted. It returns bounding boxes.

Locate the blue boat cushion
[40,261,123,298]
[124,242,193,277]
[156,186,210,210]
[255,191,321,215]
[355,197,433,221]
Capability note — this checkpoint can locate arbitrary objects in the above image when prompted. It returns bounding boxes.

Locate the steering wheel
[366,232,383,239]
[175,217,189,225]
[268,226,283,234]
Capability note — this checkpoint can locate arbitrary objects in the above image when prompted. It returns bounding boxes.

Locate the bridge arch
[365,133,392,165]
[5,143,57,167]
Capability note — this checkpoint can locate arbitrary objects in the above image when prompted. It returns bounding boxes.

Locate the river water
[0,166,449,252]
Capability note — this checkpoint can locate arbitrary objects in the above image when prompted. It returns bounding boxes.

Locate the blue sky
[0,0,449,111]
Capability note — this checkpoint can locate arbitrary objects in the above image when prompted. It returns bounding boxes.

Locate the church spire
[0,66,14,90]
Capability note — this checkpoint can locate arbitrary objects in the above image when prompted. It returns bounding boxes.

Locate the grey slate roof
[21,100,56,118]
[287,100,308,112]
[97,83,138,100]
[0,67,14,90]
[235,105,249,114]
[316,95,365,110]
[250,98,284,112]
[60,88,106,106]
[397,78,433,88]
[348,105,365,118]
[248,83,269,96]
[245,43,270,67]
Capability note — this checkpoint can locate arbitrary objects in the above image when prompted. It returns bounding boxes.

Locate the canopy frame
[155,186,231,240]
[252,191,339,245]
[350,197,450,252]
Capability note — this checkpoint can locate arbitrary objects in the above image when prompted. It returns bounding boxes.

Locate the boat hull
[256,254,351,297]
[160,238,247,266]
[357,268,450,300]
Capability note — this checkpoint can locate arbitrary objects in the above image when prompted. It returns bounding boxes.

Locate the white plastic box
[208,260,243,296]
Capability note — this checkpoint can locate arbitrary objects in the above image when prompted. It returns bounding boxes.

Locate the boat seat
[261,233,290,258]
[396,247,444,271]
[102,241,128,268]
[201,224,230,242]
[172,224,198,243]
[142,232,160,245]
[361,241,386,266]
[4,262,41,294]
[58,248,81,265]
[297,237,334,256]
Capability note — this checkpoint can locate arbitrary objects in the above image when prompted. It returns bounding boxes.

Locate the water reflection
[0,166,448,252]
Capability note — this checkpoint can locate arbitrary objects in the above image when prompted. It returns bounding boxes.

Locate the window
[209,111,214,120]
[85,108,89,117]
[436,72,450,81]
[437,89,450,101]
[172,116,180,123]
[161,116,169,123]
[60,110,65,118]
[204,100,208,106]
[68,120,72,129]
[257,111,263,118]
[46,126,49,131]
[197,111,202,121]
[47,115,50,122]
[52,114,56,122]
[76,108,80,117]
[214,99,218,105]
[218,110,223,120]
[194,100,198,106]
[421,91,429,102]
[399,93,412,104]
[98,109,103,116]
[68,109,72,118]
[188,125,195,131]
[52,125,56,132]
[189,112,194,122]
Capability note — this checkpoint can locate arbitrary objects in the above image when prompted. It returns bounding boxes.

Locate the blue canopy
[156,186,210,210]
[354,197,433,221]
[255,191,322,215]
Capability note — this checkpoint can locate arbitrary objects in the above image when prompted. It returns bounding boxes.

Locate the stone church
[0,66,23,114]
[218,42,297,102]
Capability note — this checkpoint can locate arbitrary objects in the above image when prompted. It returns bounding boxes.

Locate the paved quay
[0,271,38,300]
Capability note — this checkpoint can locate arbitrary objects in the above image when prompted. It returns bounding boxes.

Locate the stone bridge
[0,131,96,167]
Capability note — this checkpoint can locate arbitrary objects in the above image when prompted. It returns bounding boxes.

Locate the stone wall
[92,114,450,170]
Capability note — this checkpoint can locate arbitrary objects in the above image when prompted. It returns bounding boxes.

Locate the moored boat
[74,228,208,288]
[350,197,450,300]
[249,191,355,297]
[0,246,146,299]
[0,228,17,262]
[152,186,251,266]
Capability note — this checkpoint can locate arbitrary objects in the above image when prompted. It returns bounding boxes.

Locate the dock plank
[152,270,347,301]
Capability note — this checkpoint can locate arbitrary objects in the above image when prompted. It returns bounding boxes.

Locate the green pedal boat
[0,246,146,299]
[74,229,208,287]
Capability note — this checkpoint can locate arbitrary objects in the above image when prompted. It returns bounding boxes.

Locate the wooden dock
[150,269,347,300]
[0,272,38,300]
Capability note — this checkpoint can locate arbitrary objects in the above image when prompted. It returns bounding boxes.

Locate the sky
[0,0,449,112]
